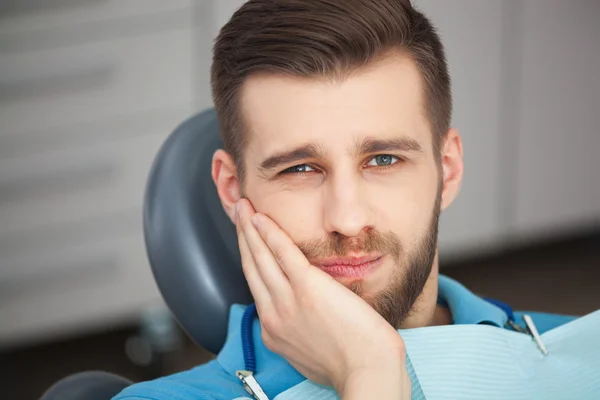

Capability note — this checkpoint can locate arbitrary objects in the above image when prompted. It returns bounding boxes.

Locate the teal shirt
[113,275,577,400]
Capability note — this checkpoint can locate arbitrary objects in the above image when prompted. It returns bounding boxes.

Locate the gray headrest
[143,109,252,354]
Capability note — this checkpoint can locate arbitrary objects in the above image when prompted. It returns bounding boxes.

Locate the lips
[313,255,383,279]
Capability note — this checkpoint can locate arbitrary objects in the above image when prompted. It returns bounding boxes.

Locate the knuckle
[274,298,294,320]
[272,246,286,266]
[296,290,315,310]
[260,313,278,335]
[262,228,272,245]
[253,247,270,266]
[261,330,277,352]
[294,280,315,307]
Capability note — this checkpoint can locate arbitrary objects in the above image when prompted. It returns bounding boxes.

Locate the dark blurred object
[1,325,140,400]
[0,322,213,400]
[39,371,132,400]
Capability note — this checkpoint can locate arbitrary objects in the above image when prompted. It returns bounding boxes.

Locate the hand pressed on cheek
[234,198,408,396]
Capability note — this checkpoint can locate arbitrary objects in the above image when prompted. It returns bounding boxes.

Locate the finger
[236,212,271,308]
[250,211,311,286]
[238,199,293,298]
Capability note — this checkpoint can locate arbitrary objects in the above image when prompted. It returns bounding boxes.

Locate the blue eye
[282,164,316,174]
[366,155,399,167]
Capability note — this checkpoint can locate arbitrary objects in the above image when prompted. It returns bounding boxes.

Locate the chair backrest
[39,371,132,400]
[144,109,252,354]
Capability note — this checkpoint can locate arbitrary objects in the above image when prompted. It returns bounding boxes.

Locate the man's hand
[235,199,411,399]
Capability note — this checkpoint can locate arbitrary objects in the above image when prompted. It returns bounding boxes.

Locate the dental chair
[39,109,252,400]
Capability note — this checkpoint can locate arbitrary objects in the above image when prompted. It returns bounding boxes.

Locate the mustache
[297,229,402,262]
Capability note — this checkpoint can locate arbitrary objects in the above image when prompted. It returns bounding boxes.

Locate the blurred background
[0,1,598,398]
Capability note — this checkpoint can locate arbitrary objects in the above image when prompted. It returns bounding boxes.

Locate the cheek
[371,171,438,241]
[247,186,321,243]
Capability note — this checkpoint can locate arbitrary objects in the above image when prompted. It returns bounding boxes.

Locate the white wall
[414,0,506,257]
[0,1,194,347]
[512,0,600,241]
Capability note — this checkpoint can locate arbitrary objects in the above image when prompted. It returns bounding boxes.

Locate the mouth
[313,255,383,279]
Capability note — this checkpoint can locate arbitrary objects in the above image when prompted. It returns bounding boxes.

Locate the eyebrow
[354,137,423,155]
[259,143,327,171]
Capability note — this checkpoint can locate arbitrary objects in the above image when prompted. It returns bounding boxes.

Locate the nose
[322,172,374,238]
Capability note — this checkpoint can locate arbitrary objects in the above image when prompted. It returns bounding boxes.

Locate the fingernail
[251,213,261,229]
[235,201,242,217]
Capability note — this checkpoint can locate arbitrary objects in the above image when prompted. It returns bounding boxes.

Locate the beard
[297,183,442,328]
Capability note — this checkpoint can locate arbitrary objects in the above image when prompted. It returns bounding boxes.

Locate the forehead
[239,52,432,160]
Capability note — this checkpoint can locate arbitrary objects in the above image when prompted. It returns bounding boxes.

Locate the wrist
[337,366,406,400]
[335,340,406,394]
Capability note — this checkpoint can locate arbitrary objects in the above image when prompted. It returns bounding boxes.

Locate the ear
[440,128,464,211]
[211,149,241,223]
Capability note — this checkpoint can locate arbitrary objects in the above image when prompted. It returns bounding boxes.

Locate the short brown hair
[211,0,451,181]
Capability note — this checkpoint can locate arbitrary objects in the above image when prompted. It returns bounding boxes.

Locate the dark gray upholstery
[39,371,132,400]
[143,109,252,354]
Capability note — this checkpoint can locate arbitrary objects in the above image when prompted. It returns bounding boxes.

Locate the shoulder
[112,359,250,400]
[514,310,578,334]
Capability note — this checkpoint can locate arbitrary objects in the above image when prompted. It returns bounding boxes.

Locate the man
[114,1,577,399]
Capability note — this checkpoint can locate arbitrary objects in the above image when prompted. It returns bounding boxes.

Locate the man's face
[237,53,444,327]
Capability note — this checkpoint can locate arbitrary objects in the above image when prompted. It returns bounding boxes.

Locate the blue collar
[216,274,510,399]
[437,275,508,327]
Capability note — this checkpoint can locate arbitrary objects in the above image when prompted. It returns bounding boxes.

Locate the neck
[396,251,452,329]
